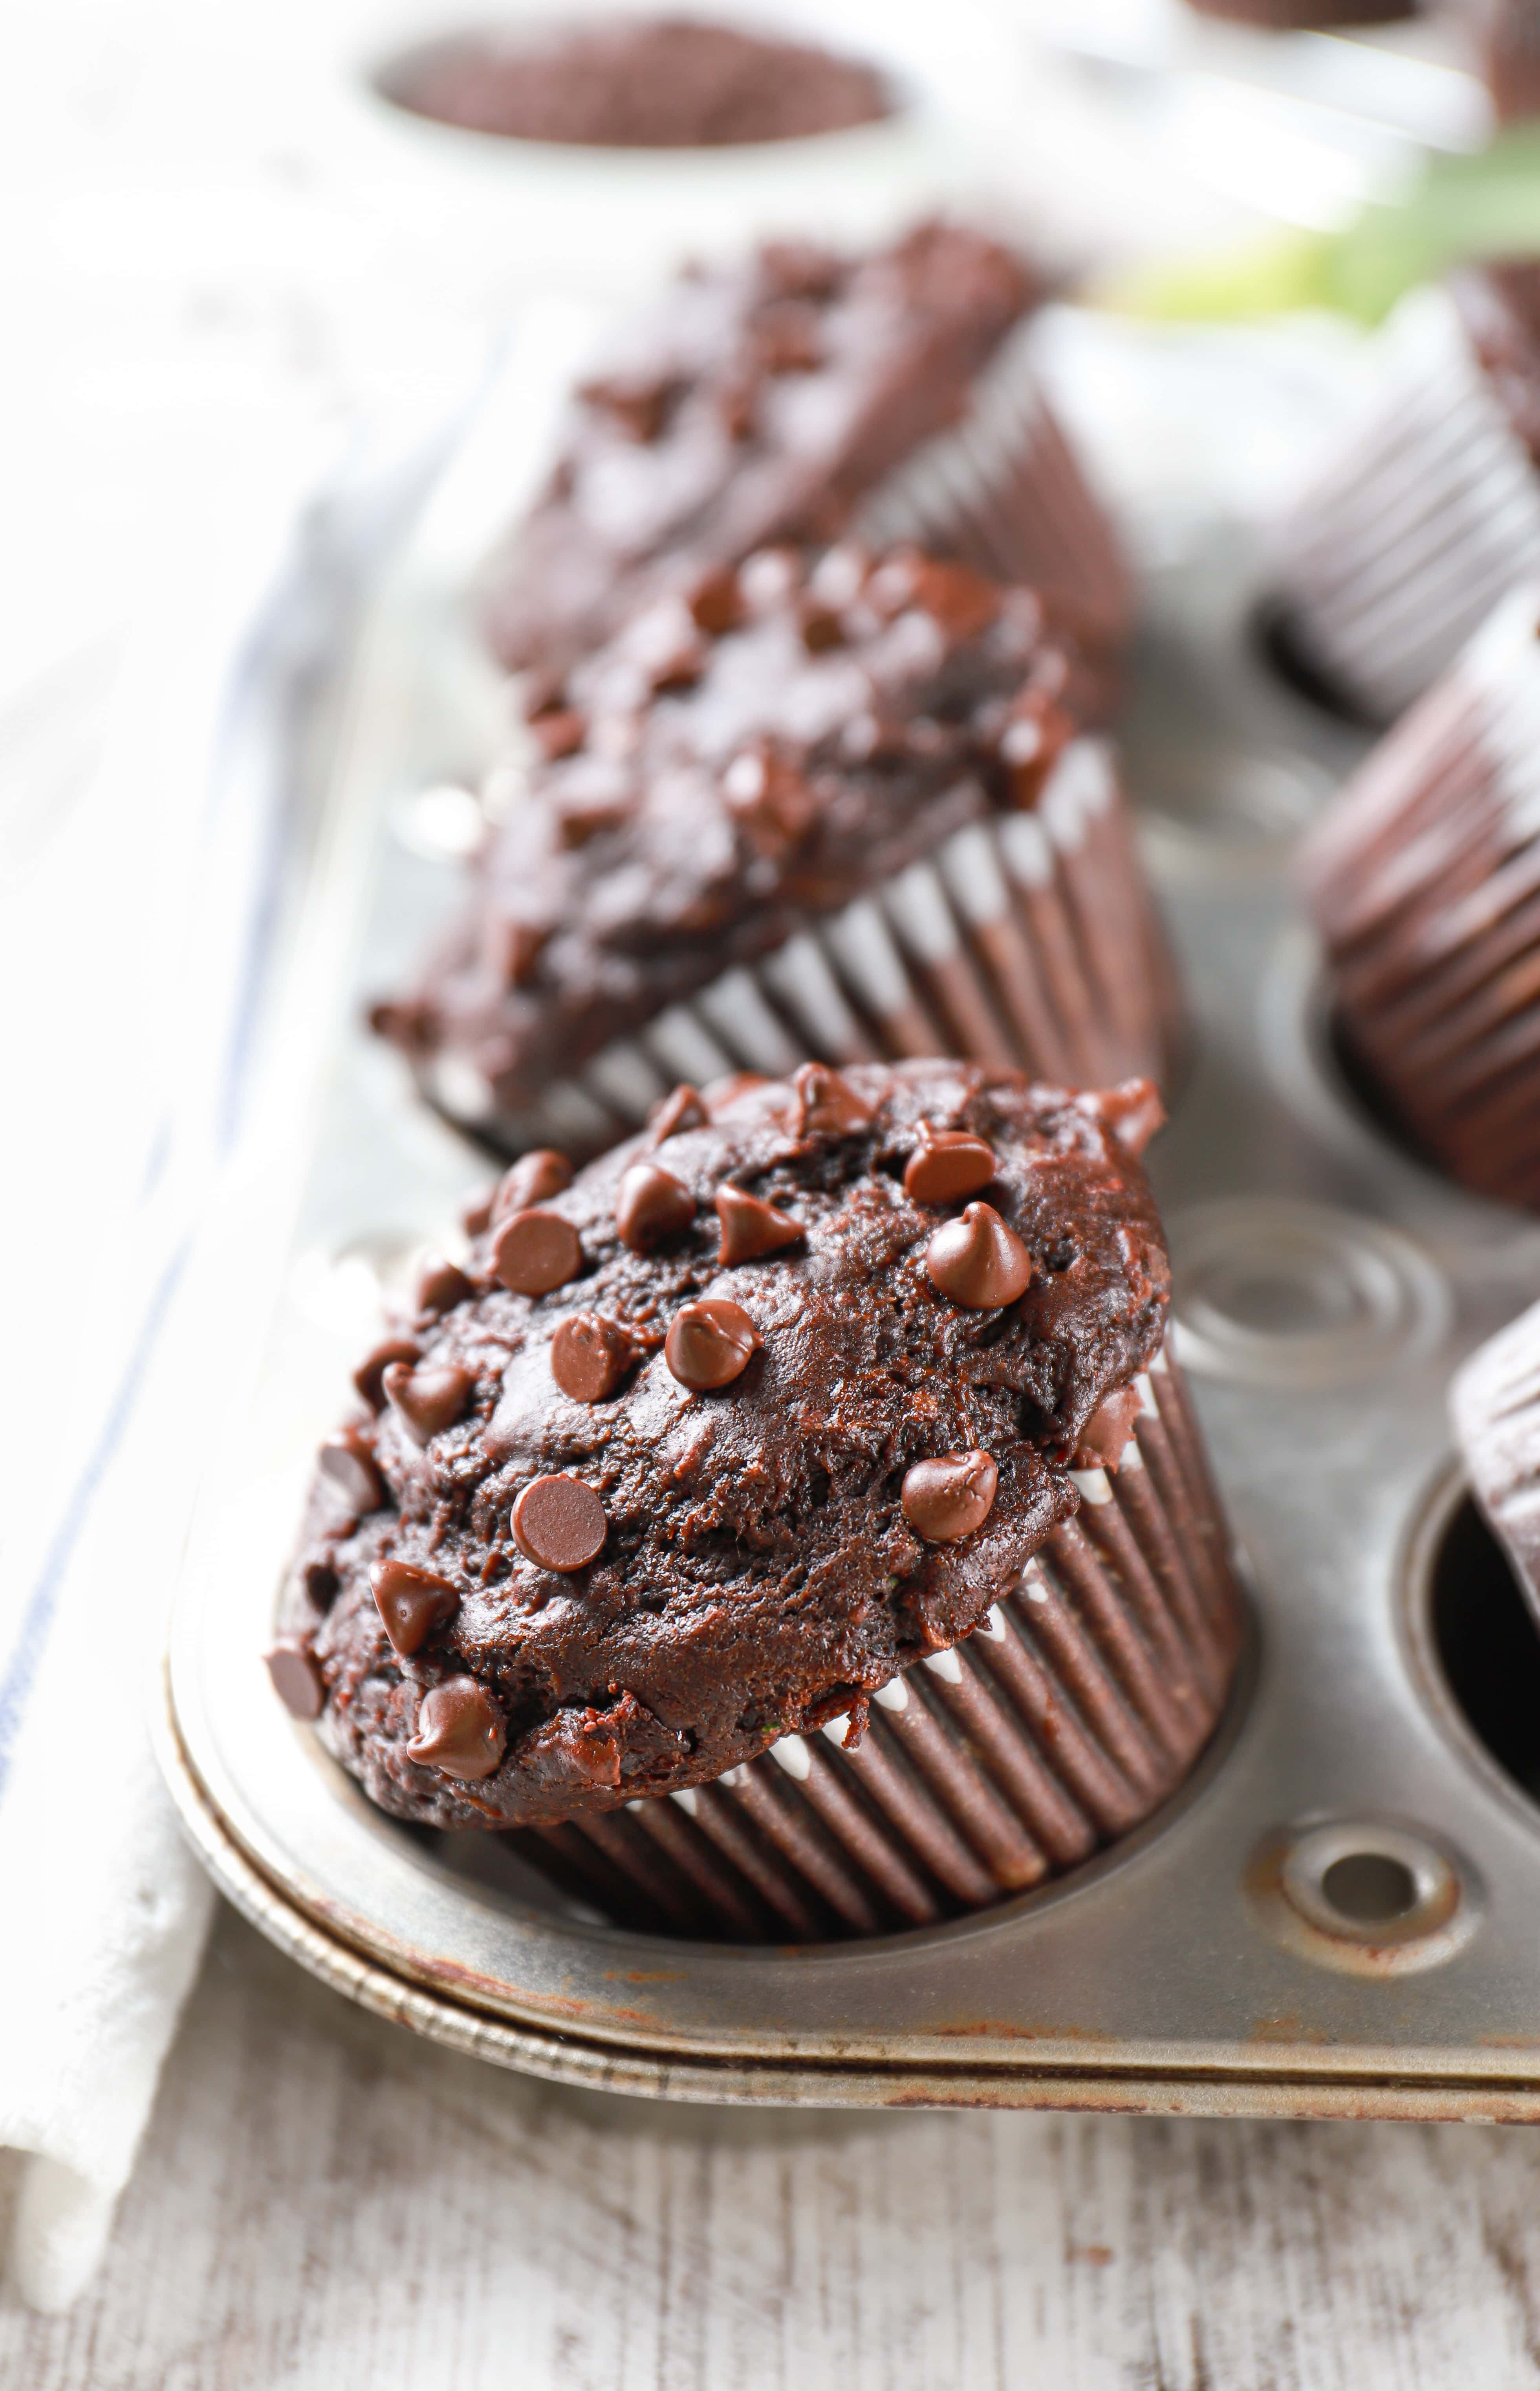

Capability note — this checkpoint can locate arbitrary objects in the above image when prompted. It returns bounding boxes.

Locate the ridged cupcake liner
[432,736,1185,1161]
[1302,582,1540,1209]
[1271,288,1540,726]
[857,315,1133,701]
[1450,1295,1540,1627]
[512,1340,1245,1942]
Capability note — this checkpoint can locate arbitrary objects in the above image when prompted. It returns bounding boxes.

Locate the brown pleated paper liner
[439,735,1185,1164]
[513,1341,1245,1943]
[1301,583,1540,1212]
[1270,288,1540,727]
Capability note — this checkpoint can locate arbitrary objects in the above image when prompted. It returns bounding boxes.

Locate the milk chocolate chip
[370,1558,459,1658]
[901,1450,999,1542]
[491,1148,572,1225]
[791,1062,873,1138]
[382,1361,474,1445]
[903,1123,997,1206]
[715,1184,804,1265]
[665,1298,761,1390]
[353,1336,421,1412]
[318,1427,384,1515]
[550,1312,634,1403]
[415,1254,475,1315]
[648,1083,707,1142]
[615,1161,696,1252]
[925,1203,1032,1309]
[266,1638,324,1720]
[492,1207,582,1296]
[1072,1385,1144,1470]
[407,1678,507,1781]
[513,1474,608,1572]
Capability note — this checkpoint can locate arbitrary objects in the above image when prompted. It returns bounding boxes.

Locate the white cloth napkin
[0,395,466,2311]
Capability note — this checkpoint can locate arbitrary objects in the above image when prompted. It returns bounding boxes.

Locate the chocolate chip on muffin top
[277,1060,1170,1831]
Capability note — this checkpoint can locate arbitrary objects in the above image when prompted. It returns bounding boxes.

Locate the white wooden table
[2,1903,1539,2387]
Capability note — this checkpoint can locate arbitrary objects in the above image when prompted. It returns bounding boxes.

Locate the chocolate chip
[492,1207,582,1297]
[266,1638,324,1720]
[353,1336,422,1412]
[798,597,845,655]
[665,1298,761,1391]
[382,1361,474,1445]
[1072,1385,1144,1470]
[721,739,815,860]
[416,1254,474,1315]
[903,1124,998,1207]
[759,240,840,301]
[715,1183,804,1265]
[901,1450,999,1542]
[461,1189,495,1236]
[867,552,1000,645]
[648,1084,707,1142]
[925,1203,1033,1309]
[791,1062,873,1139]
[753,299,822,374]
[407,1677,507,1781]
[530,708,586,761]
[718,378,757,442]
[512,1474,608,1572]
[486,915,549,987]
[318,1427,384,1515]
[615,1161,696,1252]
[687,566,742,638]
[491,1149,572,1225]
[1075,1078,1165,1159]
[550,1312,634,1403]
[370,1558,459,1658]
[578,370,681,443]
[1000,690,1076,808]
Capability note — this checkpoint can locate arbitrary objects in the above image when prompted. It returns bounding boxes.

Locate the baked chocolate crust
[480,222,1041,679]
[374,543,1084,1127]
[279,1060,1172,1831]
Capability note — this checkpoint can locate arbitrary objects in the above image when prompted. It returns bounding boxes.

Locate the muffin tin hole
[1423,1492,1540,1813]
[1318,1849,1417,1926]
[1267,1819,1470,1972]
[1168,1196,1450,1387]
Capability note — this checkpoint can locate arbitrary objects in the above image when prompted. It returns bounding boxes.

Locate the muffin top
[277,1060,1171,1831]
[482,220,1039,676]
[374,542,1082,1120]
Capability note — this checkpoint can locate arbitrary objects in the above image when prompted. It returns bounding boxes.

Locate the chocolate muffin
[480,221,1132,702]
[1300,583,1540,1210]
[375,542,1181,1161]
[270,1059,1245,1940]
[1271,267,1540,725]
[1484,0,1540,125]
[1451,1294,1540,1628]
[377,15,894,148]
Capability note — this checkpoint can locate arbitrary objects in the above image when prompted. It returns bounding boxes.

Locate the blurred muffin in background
[1300,583,1540,1211]
[374,542,1181,1162]
[479,221,1132,713]
[1269,265,1540,726]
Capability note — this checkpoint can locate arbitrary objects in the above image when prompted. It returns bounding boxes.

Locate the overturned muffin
[271,1061,1243,1935]
[481,221,1131,699]
[376,543,1180,1160]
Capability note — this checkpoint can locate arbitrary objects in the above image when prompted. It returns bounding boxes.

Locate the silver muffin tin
[158,433,1540,2123]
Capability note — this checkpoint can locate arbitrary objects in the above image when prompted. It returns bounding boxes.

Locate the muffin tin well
[157,350,1540,2122]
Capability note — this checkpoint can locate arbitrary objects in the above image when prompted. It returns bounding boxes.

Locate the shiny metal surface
[160,457,1540,2118]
